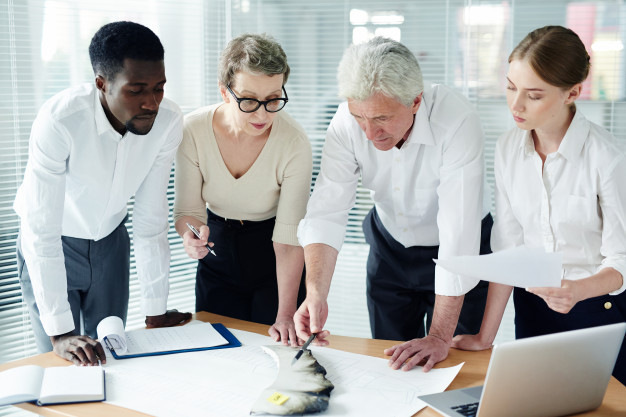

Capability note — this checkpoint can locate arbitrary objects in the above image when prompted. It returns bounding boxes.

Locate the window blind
[0,2,624,400]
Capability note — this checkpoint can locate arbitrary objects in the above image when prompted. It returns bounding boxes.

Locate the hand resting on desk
[50,332,106,366]
[384,335,450,372]
[451,333,493,351]
[269,314,300,347]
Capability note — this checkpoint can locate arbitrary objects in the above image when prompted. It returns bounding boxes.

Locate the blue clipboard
[106,323,241,359]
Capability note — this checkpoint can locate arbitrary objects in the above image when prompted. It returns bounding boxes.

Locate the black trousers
[195,209,305,325]
[363,207,493,340]
[514,287,626,385]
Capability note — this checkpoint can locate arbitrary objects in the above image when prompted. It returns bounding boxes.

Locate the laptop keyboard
[451,402,479,417]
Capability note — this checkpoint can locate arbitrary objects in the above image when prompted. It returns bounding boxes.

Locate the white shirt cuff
[297,218,346,252]
[141,297,168,317]
[600,259,626,295]
[40,309,76,337]
[434,264,480,296]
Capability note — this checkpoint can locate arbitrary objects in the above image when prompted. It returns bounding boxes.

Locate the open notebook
[0,365,105,406]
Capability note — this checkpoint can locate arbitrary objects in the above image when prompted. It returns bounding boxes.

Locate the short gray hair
[337,37,423,107]
[218,33,290,88]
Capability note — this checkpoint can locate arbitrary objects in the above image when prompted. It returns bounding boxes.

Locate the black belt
[206,208,274,227]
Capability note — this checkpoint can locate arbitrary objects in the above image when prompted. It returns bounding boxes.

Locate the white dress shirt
[491,110,626,295]
[298,83,491,296]
[14,83,183,336]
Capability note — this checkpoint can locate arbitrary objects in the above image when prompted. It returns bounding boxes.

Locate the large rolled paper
[96,315,128,354]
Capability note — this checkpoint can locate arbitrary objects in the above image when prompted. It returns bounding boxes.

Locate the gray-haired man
[295,37,492,371]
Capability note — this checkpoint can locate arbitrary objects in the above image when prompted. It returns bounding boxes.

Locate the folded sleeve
[272,133,313,246]
[173,120,209,226]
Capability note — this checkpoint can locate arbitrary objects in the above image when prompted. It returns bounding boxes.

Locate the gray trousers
[18,219,131,353]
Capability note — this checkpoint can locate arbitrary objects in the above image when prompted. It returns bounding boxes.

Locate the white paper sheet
[435,246,562,288]
[102,327,463,417]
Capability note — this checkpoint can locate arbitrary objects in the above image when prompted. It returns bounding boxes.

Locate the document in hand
[0,365,105,406]
[434,246,562,288]
[96,316,241,359]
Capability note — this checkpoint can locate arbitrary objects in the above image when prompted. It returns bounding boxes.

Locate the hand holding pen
[292,333,318,365]
[185,222,217,258]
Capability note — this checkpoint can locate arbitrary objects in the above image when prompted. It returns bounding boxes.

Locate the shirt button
[394,187,400,191]
[398,212,403,216]
[403,228,408,232]
[604,302,612,310]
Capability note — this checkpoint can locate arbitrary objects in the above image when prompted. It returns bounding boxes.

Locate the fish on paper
[250,345,334,415]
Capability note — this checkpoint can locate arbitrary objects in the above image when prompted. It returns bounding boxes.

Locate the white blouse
[491,110,626,294]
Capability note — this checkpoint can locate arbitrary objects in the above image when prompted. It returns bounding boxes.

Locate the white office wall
[0,6,624,415]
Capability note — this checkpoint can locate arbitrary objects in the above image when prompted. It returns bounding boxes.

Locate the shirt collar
[556,109,589,161]
[94,88,123,140]
[521,129,535,157]
[404,92,436,147]
[520,109,589,161]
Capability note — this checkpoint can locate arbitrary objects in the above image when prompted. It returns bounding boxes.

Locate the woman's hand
[451,333,493,351]
[182,224,213,259]
[268,314,299,347]
[527,280,581,314]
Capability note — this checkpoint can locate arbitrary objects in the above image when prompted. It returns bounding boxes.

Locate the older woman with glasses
[173,33,312,346]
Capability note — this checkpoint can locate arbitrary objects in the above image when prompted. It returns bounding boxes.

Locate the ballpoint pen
[186,222,217,256]
[291,333,318,366]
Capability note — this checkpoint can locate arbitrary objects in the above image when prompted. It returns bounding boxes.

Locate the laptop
[418,322,626,417]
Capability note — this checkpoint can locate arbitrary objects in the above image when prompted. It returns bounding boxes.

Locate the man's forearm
[428,294,464,343]
[303,243,339,299]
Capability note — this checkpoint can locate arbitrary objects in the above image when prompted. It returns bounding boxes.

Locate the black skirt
[195,209,304,325]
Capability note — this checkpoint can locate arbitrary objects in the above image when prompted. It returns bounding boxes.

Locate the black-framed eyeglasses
[226,84,288,113]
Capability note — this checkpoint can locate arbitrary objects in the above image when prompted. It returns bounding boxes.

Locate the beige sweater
[173,103,312,246]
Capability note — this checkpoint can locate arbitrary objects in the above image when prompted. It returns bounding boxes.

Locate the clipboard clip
[103,336,115,353]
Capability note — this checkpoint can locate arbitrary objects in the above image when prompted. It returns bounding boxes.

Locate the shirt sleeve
[173,120,208,226]
[132,110,183,316]
[435,111,485,296]
[598,153,626,295]
[490,136,525,252]
[272,134,313,246]
[16,112,75,336]
[297,110,360,252]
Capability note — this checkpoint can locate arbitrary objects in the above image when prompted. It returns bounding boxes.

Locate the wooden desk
[1,312,624,417]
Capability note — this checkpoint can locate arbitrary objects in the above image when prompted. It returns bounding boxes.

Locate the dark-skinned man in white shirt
[14,21,191,366]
